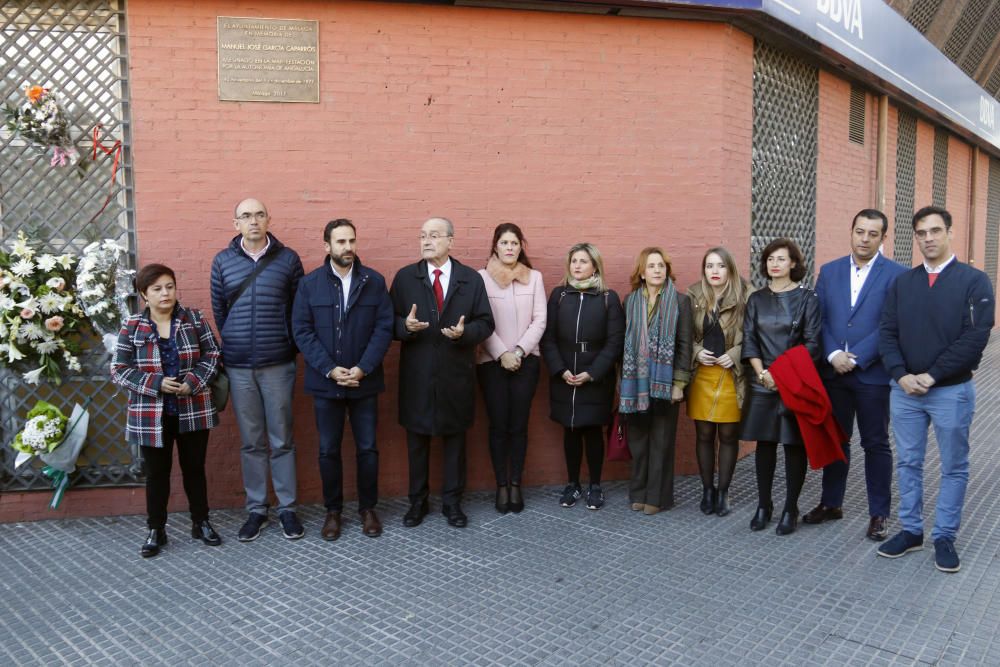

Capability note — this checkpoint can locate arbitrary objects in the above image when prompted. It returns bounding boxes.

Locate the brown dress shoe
[360,509,383,537]
[321,511,342,541]
[802,504,843,524]
[867,515,889,541]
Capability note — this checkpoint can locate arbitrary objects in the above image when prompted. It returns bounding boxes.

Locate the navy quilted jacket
[210,233,304,368]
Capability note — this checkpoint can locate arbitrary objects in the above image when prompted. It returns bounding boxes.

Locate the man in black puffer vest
[211,198,305,542]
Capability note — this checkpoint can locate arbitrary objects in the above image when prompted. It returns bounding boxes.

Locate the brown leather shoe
[360,509,383,537]
[320,511,342,541]
[802,504,843,524]
[867,515,889,541]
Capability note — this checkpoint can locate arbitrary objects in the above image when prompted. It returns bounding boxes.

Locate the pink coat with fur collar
[477,259,547,364]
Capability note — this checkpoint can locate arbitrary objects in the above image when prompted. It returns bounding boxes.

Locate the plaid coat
[110,305,220,448]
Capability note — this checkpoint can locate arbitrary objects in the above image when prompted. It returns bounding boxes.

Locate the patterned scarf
[619,280,678,414]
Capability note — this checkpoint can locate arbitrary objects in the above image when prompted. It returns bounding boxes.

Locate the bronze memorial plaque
[217,17,319,103]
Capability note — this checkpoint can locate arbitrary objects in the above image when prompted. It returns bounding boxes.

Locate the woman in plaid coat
[111,263,222,557]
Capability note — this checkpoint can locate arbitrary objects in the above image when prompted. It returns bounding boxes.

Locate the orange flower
[26,86,45,103]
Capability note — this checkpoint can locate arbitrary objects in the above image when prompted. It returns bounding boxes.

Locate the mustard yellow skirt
[687,364,740,423]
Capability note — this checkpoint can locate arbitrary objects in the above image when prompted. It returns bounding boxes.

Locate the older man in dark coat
[390,217,494,528]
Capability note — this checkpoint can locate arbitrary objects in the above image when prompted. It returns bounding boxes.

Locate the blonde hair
[560,242,607,292]
[629,247,674,293]
[699,246,749,315]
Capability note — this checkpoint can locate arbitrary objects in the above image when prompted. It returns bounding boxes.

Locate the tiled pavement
[4,336,1000,665]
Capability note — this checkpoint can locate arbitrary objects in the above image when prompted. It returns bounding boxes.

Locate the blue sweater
[879,259,994,386]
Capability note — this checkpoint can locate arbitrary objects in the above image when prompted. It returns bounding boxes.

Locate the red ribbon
[86,124,123,225]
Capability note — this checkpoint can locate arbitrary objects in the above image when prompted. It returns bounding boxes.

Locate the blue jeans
[313,394,379,512]
[228,362,298,515]
[890,380,976,541]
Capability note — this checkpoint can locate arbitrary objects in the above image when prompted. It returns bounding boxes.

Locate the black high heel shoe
[495,485,510,514]
[716,488,731,517]
[750,503,773,531]
[700,486,716,515]
[508,483,524,513]
[775,510,798,536]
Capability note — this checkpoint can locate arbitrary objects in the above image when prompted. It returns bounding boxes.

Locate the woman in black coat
[741,238,821,536]
[541,243,625,511]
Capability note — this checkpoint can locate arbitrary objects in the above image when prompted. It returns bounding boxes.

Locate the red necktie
[928,273,938,287]
[433,269,444,312]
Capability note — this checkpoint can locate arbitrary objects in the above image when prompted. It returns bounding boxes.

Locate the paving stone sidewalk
[3,335,1000,665]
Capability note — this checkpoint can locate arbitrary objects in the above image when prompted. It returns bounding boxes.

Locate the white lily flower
[7,344,25,362]
[22,367,45,385]
[57,255,74,270]
[10,233,34,258]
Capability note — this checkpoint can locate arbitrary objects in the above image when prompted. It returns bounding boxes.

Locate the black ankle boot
[776,510,798,536]
[495,485,510,514]
[750,503,773,531]
[508,483,524,513]
[716,488,731,517]
[700,486,715,515]
[140,528,167,558]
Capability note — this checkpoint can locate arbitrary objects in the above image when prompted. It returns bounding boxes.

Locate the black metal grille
[905,0,944,33]
[894,110,917,265]
[943,0,990,62]
[986,63,1000,96]
[960,5,1000,77]
[933,127,949,208]
[1,1,140,491]
[849,85,865,145]
[751,40,818,288]
[986,158,1000,290]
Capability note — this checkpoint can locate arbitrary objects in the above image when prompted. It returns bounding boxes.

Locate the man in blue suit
[804,209,907,540]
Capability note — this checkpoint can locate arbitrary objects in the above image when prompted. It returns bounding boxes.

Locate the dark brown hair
[759,238,806,282]
[134,263,177,296]
[488,223,532,269]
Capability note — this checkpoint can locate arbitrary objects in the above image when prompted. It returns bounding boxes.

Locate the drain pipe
[969,146,980,265]
[876,94,888,213]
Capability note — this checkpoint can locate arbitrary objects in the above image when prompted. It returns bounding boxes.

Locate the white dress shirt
[330,259,353,313]
[427,258,452,301]
[827,253,880,364]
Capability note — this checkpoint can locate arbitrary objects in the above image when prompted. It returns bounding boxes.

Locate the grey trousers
[626,403,680,510]
[228,361,298,514]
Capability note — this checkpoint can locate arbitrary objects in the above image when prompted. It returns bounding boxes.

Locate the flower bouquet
[10,399,91,509]
[3,85,81,169]
[0,230,86,385]
[76,239,134,354]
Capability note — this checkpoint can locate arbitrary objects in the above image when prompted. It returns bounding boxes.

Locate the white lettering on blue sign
[817,0,864,40]
[980,96,996,131]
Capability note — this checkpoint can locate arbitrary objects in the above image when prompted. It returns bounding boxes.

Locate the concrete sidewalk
[3,335,1000,665]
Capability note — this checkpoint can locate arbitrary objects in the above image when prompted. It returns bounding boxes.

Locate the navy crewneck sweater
[879,259,994,386]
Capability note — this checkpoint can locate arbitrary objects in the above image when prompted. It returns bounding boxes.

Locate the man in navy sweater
[877,205,995,573]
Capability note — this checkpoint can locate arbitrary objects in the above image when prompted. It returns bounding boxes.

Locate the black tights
[695,421,740,491]
[754,441,807,514]
[564,426,604,486]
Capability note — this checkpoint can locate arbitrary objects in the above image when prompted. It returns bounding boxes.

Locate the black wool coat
[540,286,625,428]
[390,258,495,435]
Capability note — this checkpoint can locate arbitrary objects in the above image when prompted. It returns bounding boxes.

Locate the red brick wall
[0,3,756,521]
[815,71,877,271]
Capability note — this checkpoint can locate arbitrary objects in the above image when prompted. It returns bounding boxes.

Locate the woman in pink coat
[477,224,547,513]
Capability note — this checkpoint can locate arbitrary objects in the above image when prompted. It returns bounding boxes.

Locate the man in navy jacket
[211,198,305,542]
[878,205,995,573]
[806,209,906,541]
[292,219,393,540]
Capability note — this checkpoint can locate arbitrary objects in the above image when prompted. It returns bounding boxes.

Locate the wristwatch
[514,347,525,360]
[758,369,769,382]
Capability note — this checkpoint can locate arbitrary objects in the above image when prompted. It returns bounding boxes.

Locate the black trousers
[142,416,210,530]
[407,430,466,506]
[476,355,540,485]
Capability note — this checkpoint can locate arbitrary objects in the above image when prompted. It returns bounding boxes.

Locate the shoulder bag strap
[228,251,280,310]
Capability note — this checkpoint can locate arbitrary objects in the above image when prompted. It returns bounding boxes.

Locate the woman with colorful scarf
[541,243,625,511]
[619,247,692,514]
[477,223,547,514]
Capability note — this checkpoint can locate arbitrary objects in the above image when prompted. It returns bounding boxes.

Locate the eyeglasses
[420,233,452,241]
[914,226,946,240]
[237,211,268,221]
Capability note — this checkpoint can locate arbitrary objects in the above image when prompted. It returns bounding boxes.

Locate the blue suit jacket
[815,253,907,385]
